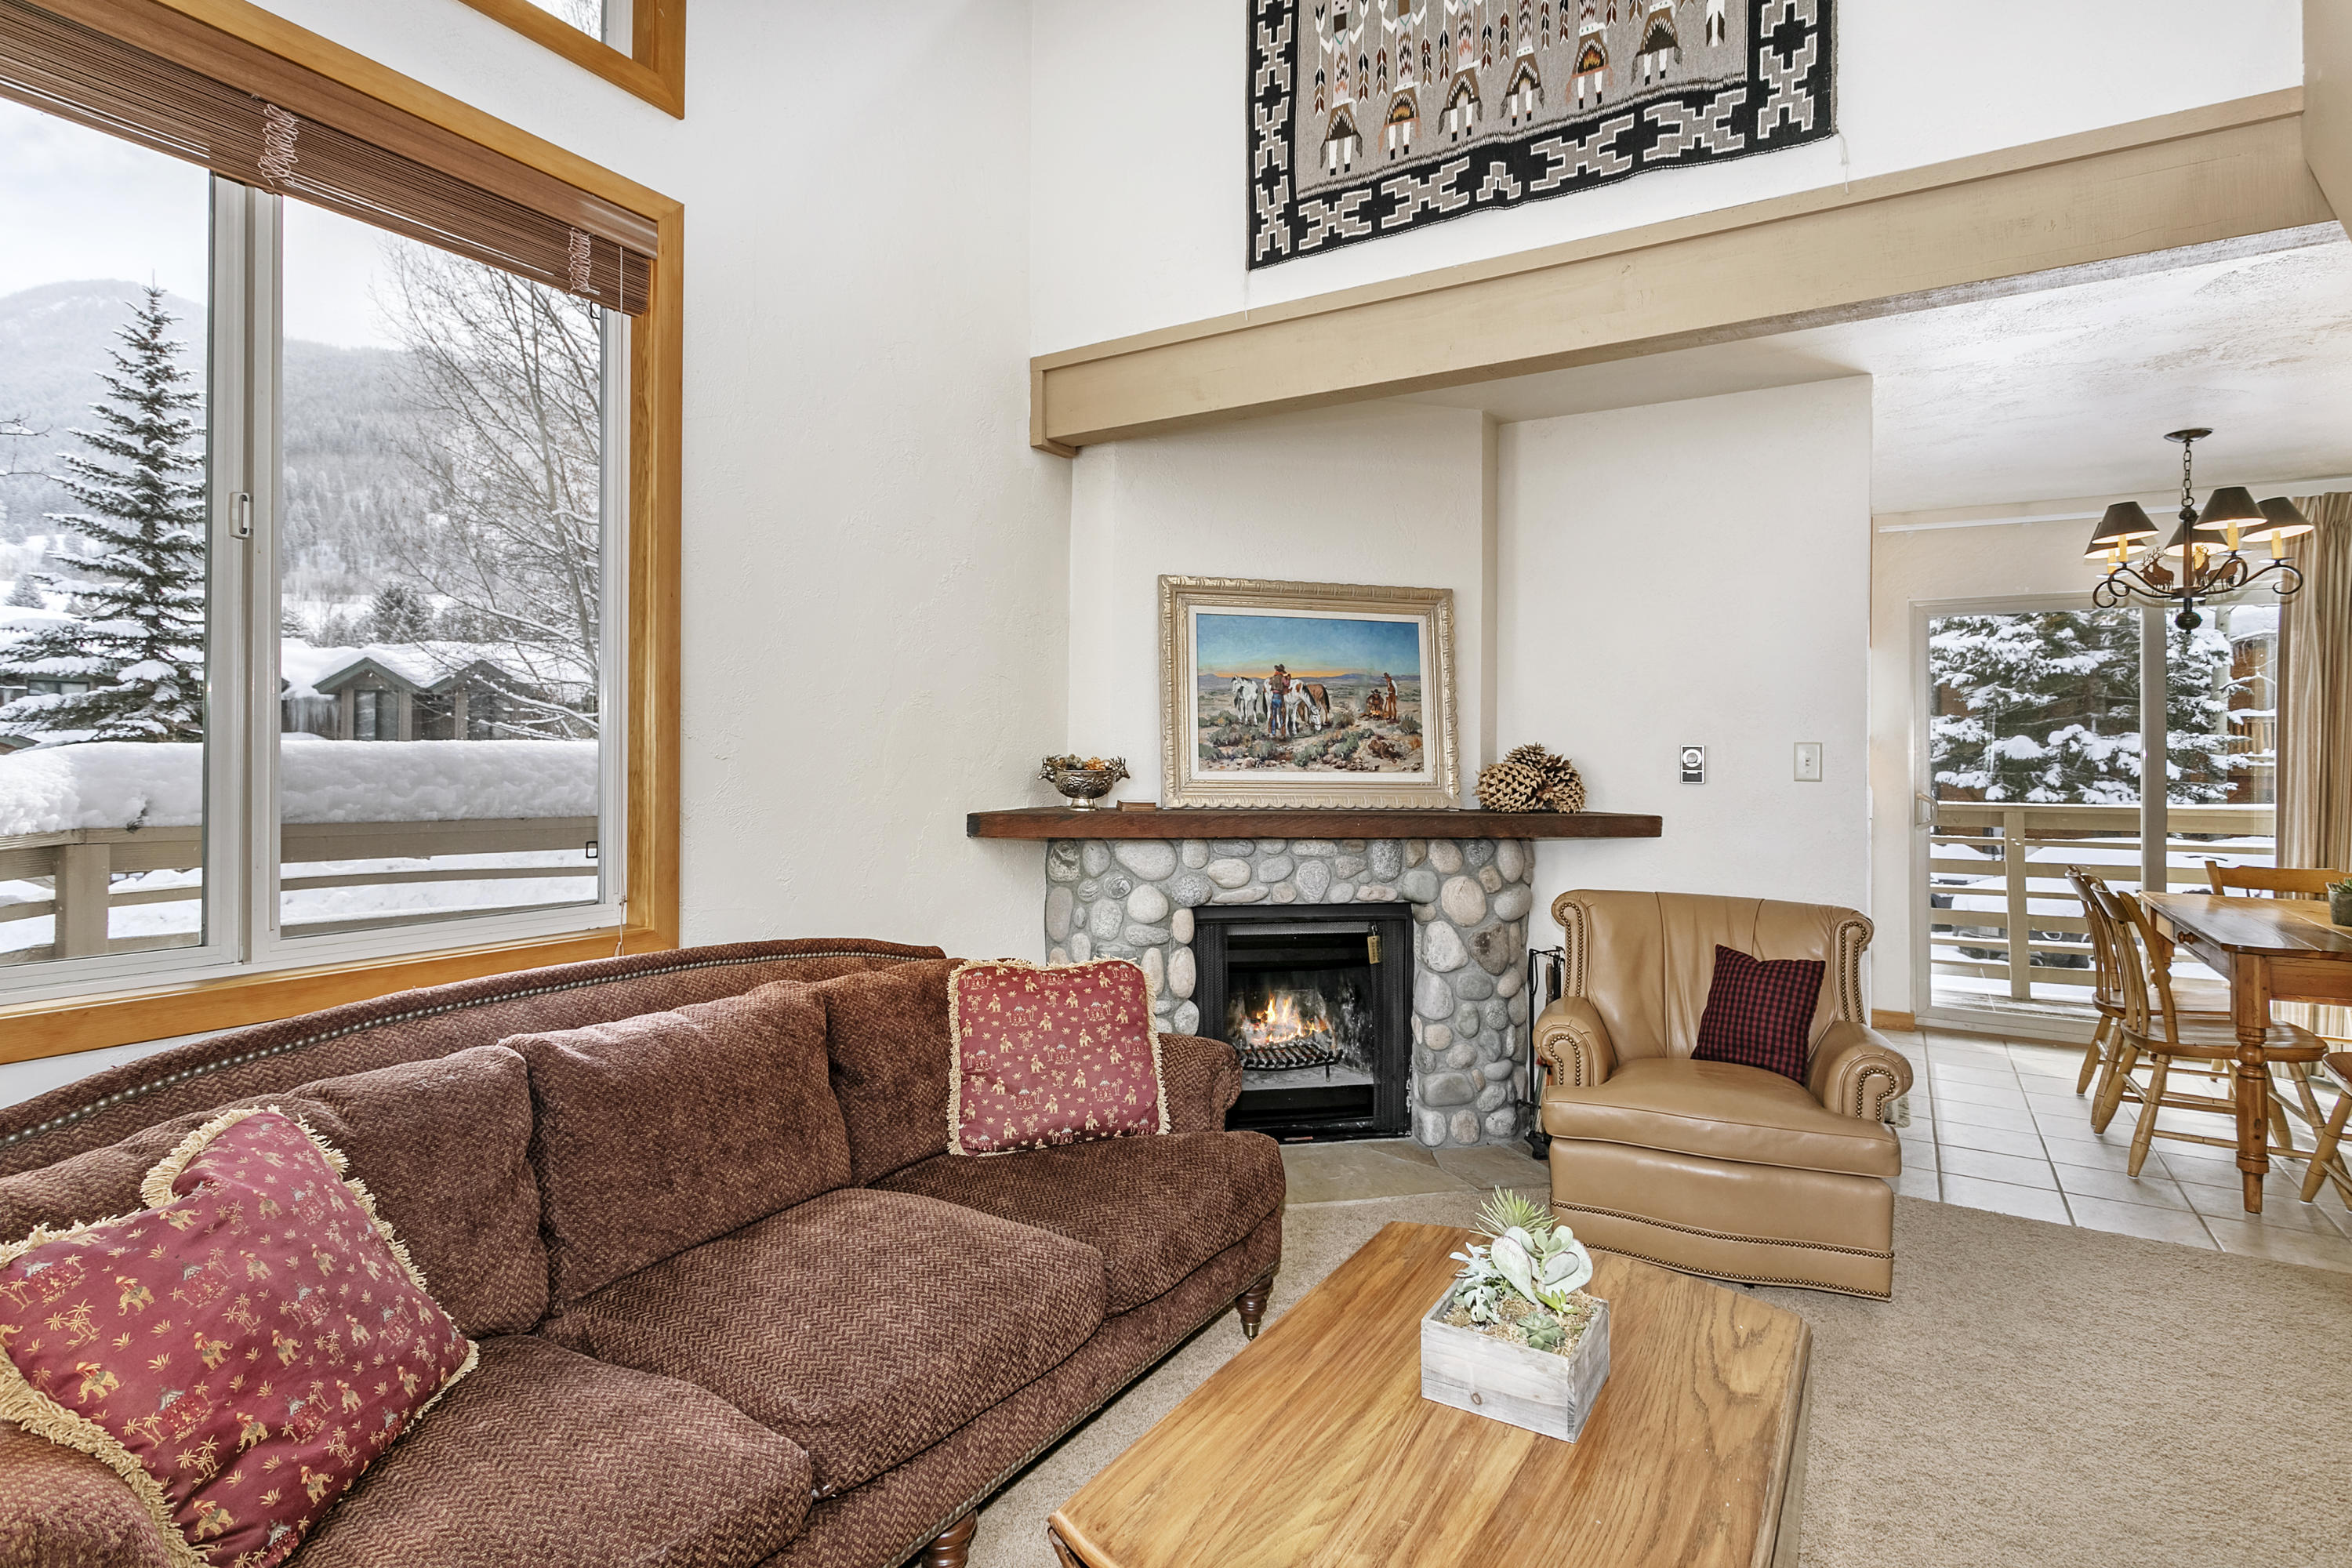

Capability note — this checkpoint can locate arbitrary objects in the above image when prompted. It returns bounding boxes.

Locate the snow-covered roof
[280,641,592,702]
[0,735,597,837]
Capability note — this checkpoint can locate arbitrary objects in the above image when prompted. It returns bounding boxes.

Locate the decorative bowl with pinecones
[1040,754,1131,809]
[1477,745,1586,813]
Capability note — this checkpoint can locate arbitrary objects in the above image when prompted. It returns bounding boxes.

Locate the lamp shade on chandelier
[2087,429,2304,629]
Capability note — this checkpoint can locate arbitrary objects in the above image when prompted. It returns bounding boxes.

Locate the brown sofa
[1534,891,1912,1299]
[0,938,1283,1568]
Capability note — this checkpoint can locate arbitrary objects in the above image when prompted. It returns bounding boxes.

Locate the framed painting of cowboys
[1158,575,1460,808]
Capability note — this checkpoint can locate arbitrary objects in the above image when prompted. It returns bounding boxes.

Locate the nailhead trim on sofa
[2,948,918,1154]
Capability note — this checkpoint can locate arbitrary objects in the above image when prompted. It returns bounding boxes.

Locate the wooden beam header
[1033,91,2331,452]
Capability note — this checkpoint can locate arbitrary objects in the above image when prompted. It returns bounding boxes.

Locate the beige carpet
[969,1194,2352,1566]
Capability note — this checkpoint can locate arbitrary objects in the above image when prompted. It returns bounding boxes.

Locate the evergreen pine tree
[0,289,206,743]
[1929,609,2236,804]
[358,582,437,643]
[3,575,44,610]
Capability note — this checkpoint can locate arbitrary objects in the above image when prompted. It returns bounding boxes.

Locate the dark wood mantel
[967,806,1662,840]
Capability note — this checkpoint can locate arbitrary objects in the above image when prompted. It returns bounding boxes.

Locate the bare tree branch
[373,245,604,738]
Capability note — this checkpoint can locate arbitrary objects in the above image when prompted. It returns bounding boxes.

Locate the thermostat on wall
[1679,746,1704,784]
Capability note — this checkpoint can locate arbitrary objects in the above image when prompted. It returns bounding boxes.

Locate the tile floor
[1278,1025,2352,1276]
[1882,1025,2352,1273]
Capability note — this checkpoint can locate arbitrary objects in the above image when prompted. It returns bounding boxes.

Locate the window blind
[0,0,655,314]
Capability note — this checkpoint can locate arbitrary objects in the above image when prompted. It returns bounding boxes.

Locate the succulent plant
[1447,1189,1595,1327]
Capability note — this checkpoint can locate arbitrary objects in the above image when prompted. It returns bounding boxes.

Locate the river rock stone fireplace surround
[1040,835,1537,1147]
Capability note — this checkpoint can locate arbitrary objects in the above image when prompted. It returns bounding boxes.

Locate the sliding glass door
[1914,597,2278,1025]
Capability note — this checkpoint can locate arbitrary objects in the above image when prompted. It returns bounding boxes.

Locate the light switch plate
[1794,742,1823,782]
[1679,745,1704,784]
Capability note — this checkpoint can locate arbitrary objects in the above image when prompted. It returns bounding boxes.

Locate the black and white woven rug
[1250,0,1835,268]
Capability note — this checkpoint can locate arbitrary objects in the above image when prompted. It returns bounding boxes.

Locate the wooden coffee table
[1048,1222,1812,1568]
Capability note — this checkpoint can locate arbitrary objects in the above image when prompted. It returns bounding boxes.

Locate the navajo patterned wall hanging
[1250,0,1835,267]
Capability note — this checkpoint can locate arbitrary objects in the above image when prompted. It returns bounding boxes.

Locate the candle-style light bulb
[2271,530,2285,561]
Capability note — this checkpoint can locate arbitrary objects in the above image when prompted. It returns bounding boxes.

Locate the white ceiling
[1396,230,2352,516]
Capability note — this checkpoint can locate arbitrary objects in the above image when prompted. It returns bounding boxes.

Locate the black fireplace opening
[1192,903,1414,1142]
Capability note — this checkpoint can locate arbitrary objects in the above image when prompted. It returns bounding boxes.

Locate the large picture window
[0,71,632,995]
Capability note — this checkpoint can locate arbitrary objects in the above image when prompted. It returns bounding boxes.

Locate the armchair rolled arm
[1159,1033,1244,1132]
[0,1420,180,1568]
[1806,1018,1914,1122]
[1534,997,1616,1089]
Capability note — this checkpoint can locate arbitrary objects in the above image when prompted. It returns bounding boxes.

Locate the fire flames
[1243,991,1332,1051]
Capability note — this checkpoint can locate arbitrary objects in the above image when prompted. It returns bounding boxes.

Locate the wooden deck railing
[0,817,598,962]
[1928,801,2275,1001]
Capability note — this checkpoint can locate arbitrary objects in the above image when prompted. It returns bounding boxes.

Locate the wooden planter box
[1419,1287,1611,1441]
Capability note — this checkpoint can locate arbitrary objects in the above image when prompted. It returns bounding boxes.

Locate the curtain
[2279,492,2351,1040]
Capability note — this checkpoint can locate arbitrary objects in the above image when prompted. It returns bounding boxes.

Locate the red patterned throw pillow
[948,958,1168,1155]
[1691,946,1827,1082]
[0,1107,474,1568]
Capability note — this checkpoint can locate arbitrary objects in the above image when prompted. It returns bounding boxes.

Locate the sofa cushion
[877,1131,1284,1313]
[296,1334,810,1568]
[948,958,1167,1154]
[1540,1056,1901,1178]
[510,980,850,1303]
[0,1108,474,1568]
[0,1047,546,1338]
[813,958,958,1184]
[550,1187,1104,1495]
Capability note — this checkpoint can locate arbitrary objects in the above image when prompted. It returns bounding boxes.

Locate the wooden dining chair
[2067,867,2228,1110]
[2299,1054,2352,1205]
[2085,880,2325,1176]
[2203,861,2352,899]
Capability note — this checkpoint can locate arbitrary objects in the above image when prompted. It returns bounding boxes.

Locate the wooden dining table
[2142,893,2352,1213]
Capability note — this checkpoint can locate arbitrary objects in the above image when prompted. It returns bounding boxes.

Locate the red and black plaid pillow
[1691,946,1825,1081]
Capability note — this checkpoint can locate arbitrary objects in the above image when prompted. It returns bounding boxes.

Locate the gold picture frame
[1159,575,1460,808]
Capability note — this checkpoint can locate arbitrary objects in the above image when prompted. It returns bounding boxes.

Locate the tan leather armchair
[1534,891,1914,1299]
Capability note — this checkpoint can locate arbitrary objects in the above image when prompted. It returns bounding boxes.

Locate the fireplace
[1191,904,1414,1140]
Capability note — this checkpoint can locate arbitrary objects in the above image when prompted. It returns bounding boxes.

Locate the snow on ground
[279,734,597,823]
[0,737,600,956]
[2,851,596,956]
[0,735,597,836]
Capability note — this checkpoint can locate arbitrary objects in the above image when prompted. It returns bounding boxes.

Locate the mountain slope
[0,280,429,601]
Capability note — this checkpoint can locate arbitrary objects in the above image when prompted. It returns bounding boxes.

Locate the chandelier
[2086,428,2308,629]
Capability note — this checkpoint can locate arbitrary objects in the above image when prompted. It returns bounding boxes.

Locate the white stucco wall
[1065,401,1493,789]
[1495,378,1876,976]
[233,0,1075,963]
[1029,0,2306,353]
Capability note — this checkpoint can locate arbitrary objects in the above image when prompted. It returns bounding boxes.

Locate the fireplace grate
[1236,1037,1343,1073]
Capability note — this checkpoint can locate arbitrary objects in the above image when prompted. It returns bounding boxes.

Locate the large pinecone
[1494,744,1585,812]
[1475,760,1546,812]
[1540,769,1586,813]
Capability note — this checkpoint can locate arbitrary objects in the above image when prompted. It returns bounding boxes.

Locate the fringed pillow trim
[0,1364,209,1568]
[946,959,980,1157]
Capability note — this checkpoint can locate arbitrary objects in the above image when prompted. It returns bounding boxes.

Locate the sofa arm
[1534,997,1616,1089]
[1160,1033,1244,1132]
[0,1421,180,1568]
[1806,1018,1915,1122]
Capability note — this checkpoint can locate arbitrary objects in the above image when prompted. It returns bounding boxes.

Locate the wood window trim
[0,0,684,1065]
[453,0,683,118]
